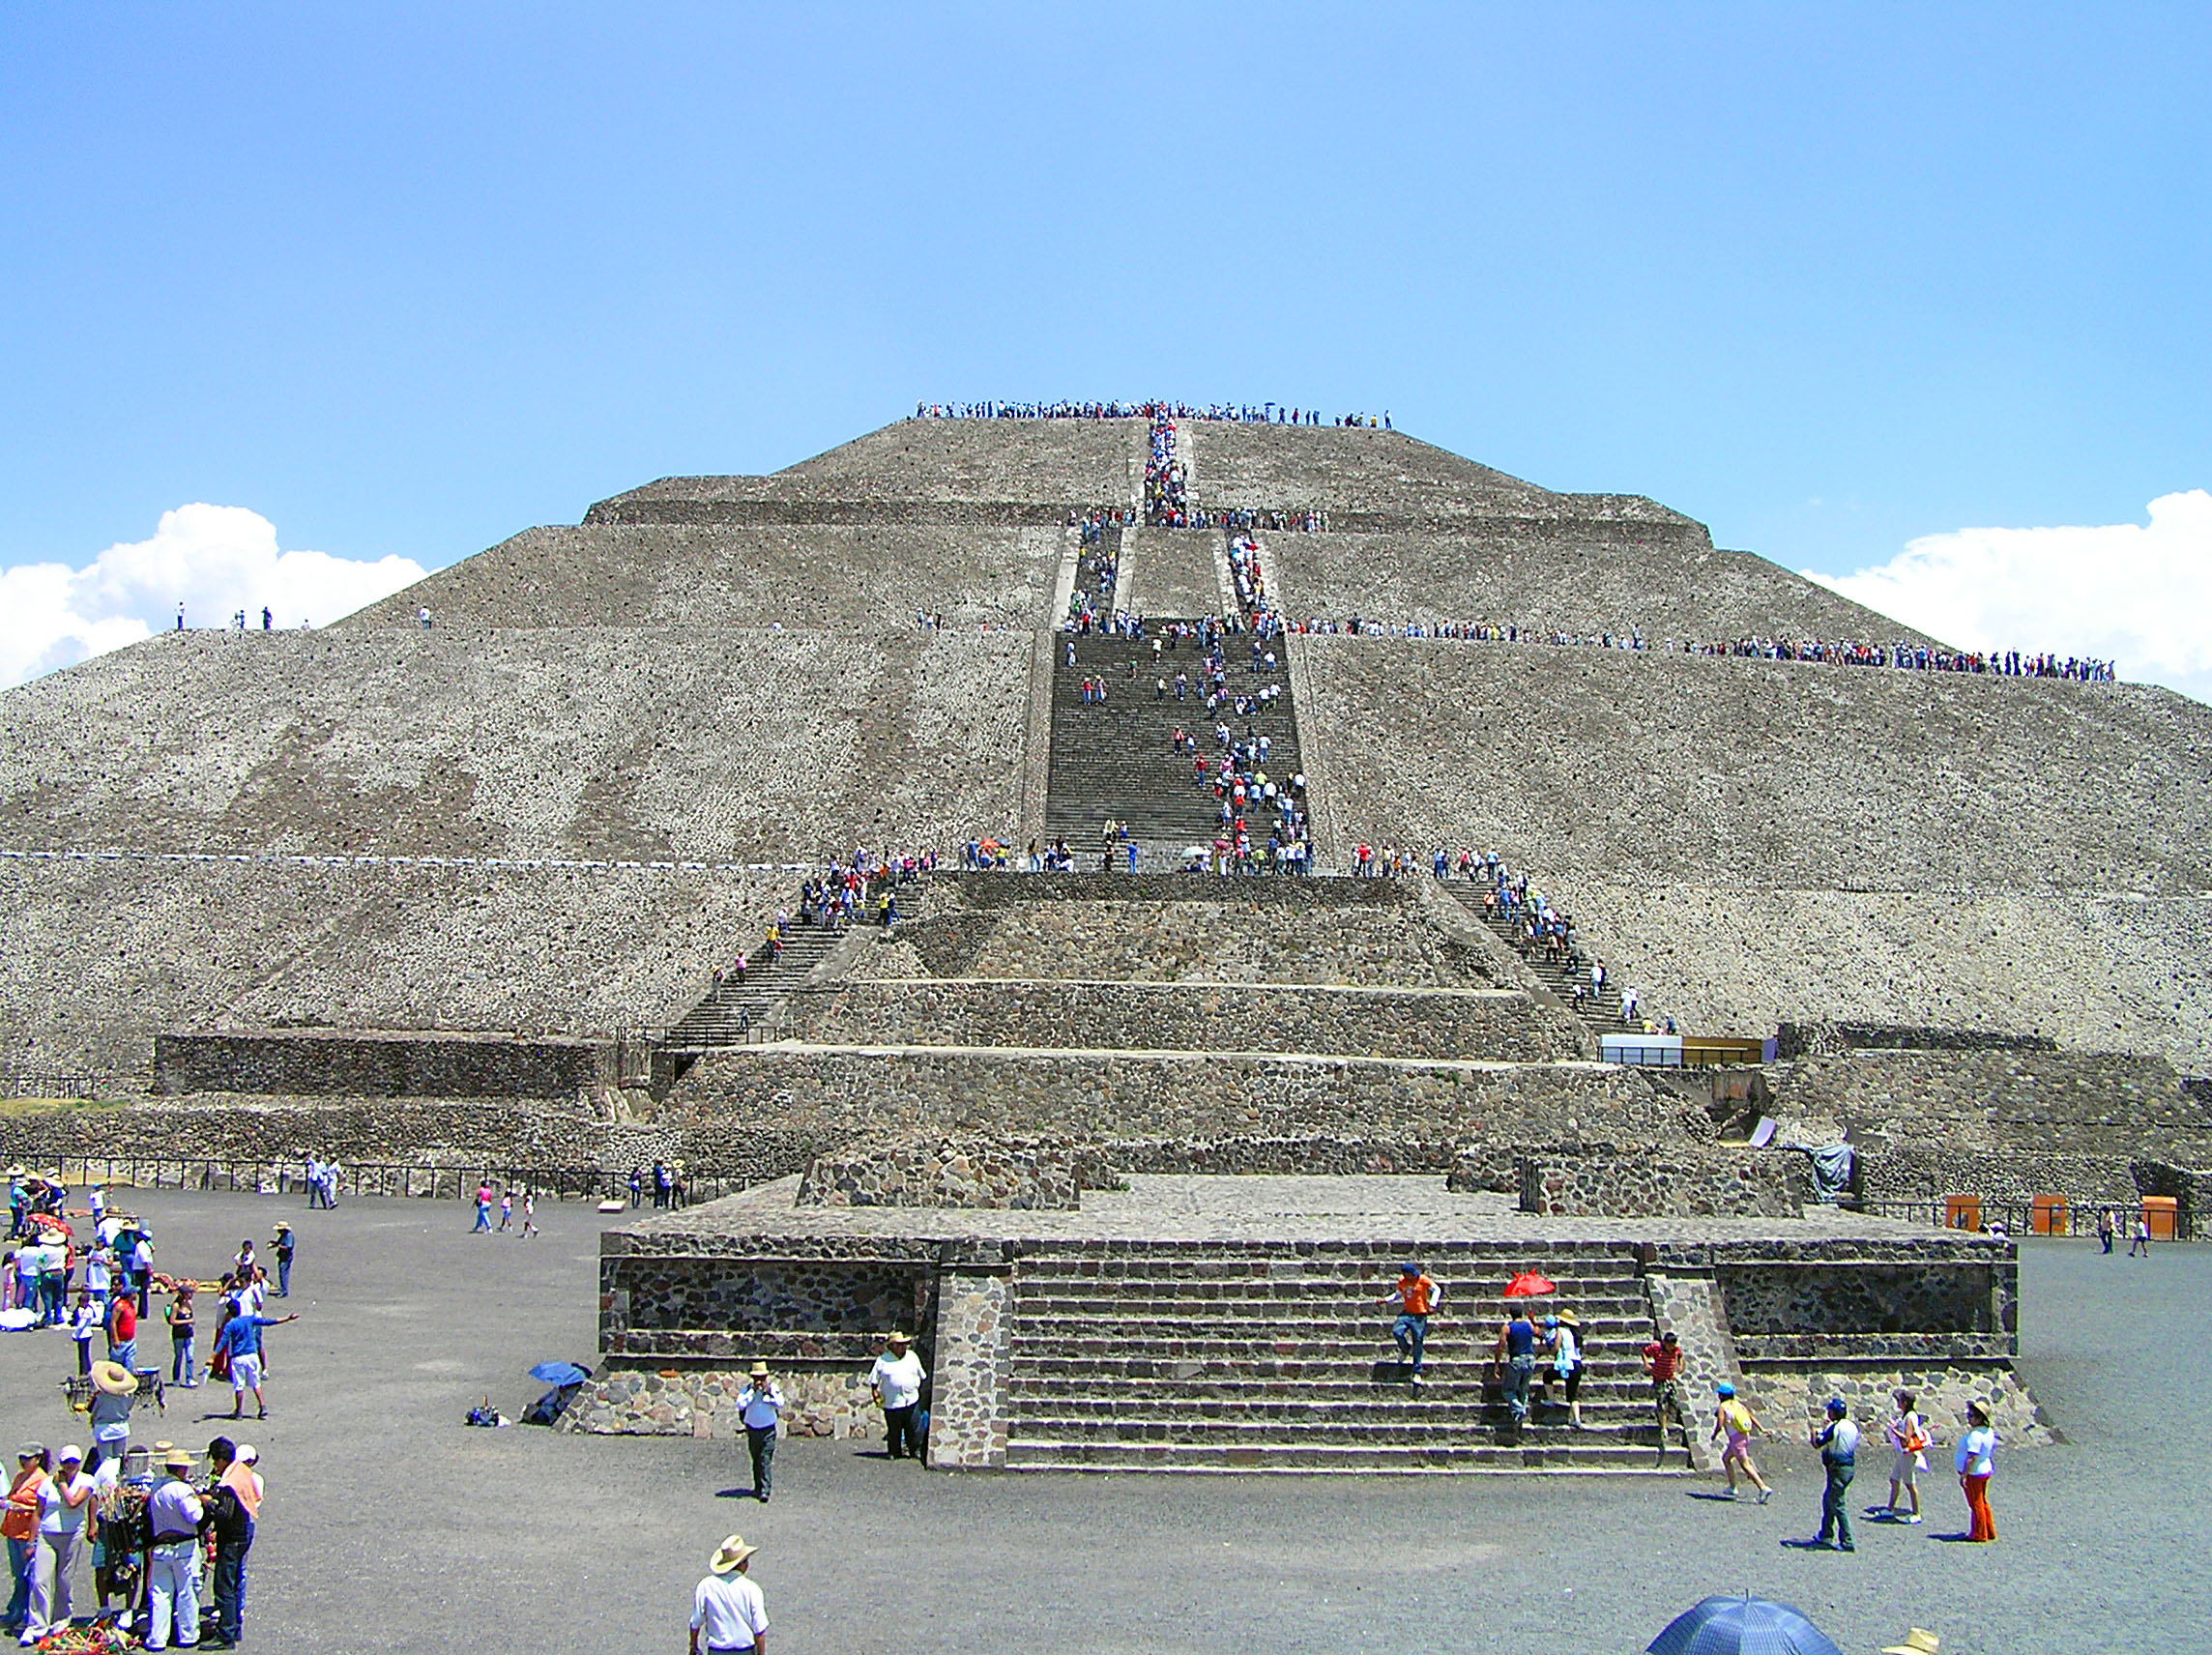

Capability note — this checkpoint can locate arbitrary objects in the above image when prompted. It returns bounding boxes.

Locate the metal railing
[1855,1196,2201,1243]
[6,1156,746,1208]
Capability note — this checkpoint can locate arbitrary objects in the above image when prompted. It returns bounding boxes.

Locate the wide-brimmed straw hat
[1555,1309,1580,1326]
[160,1447,193,1471]
[1880,1632,1940,1655]
[885,1329,911,1345]
[91,1361,136,1396]
[748,1361,770,1378]
[709,1534,757,1574]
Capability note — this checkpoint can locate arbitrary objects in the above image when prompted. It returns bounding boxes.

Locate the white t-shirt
[870,1350,926,1410]
[39,1471,91,1535]
[737,1382,783,1432]
[690,1573,769,1649]
[1956,1426,1996,1476]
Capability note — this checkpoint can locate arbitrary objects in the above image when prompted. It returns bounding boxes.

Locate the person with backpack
[1708,1382,1772,1502]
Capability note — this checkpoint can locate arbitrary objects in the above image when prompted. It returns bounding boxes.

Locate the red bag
[209,1348,230,1380]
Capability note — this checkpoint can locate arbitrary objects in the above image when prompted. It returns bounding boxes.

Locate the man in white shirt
[867,1331,927,1462]
[689,1534,768,1655]
[736,1363,782,1503]
[143,1447,204,1651]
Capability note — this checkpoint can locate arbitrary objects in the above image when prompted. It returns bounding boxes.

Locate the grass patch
[0,1095,135,1118]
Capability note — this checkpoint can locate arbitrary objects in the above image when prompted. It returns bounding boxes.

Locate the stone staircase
[1002,1240,1686,1472]
[661,879,932,1048]
[1446,881,1644,1031]
[1043,627,1306,863]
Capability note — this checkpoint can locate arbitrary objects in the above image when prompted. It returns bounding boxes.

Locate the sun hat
[748,1361,770,1378]
[160,1447,193,1471]
[885,1329,910,1344]
[1880,1632,1940,1655]
[15,1444,41,1461]
[1555,1310,1579,1326]
[709,1534,757,1574]
[91,1361,136,1396]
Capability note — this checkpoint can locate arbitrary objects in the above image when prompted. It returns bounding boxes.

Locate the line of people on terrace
[914,400,1388,425]
[1264,614,2119,683]
[1166,610,1314,875]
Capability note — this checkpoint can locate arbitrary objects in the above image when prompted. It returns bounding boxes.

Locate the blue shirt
[1504,1319,1536,1358]
[215,1314,276,1359]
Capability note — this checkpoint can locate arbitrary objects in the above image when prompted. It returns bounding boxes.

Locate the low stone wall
[660,1047,1699,1172]
[1516,1149,1804,1218]
[560,1365,881,1439]
[155,1029,615,1101]
[1775,1022,2058,1060]
[0,1096,613,1169]
[778,978,1584,1062]
[1771,1048,2212,1205]
[1112,1135,1460,1176]
[1743,1363,2052,1447]
[795,1137,1121,1210]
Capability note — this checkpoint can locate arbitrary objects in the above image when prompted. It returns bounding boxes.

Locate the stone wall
[1768,1049,2212,1203]
[1293,636,2212,1071]
[154,1030,613,1101]
[659,1046,1701,1172]
[1776,1022,2058,1060]
[0,1096,614,1171]
[560,1365,882,1440]
[778,978,1586,1062]
[1517,1148,1804,1219]
[899,888,1507,990]
[927,1265,1012,1468]
[794,1137,1121,1210]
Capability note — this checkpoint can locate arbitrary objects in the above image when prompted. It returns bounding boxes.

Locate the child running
[1709,1382,1772,1502]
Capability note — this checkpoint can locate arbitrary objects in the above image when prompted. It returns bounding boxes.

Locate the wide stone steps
[1043,627,1305,854]
[1004,1402,1666,1437]
[1004,1436,1681,1473]
[1007,1301,1648,1332]
[1003,1377,1663,1410]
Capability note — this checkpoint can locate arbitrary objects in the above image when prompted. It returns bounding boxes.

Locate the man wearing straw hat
[736,1362,783,1503]
[688,1534,769,1655]
[142,1445,203,1651]
[868,1331,928,1462]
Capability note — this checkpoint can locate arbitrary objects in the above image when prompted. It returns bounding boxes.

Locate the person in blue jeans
[1809,1397,1860,1552]
[1492,1305,1539,1428]
[272,1224,295,1297]
[1376,1264,1441,1384]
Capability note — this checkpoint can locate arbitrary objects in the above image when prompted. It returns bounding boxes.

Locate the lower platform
[568,1175,2046,1472]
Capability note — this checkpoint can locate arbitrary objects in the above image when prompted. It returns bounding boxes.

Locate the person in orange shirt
[1376,1263,1443,1385]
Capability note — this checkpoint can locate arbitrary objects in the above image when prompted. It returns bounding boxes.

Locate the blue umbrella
[529,1361,590,1387]
[1648,1597,1843,1655]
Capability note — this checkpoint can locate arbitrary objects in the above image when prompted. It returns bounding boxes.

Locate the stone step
[1004,1407,1666,1437]
[1001,1381,1665,1411]
[1004,1347,1655,1376]
[1002,1439,1690,1473]
[1013,1241,1643,1263]
[1006,1306,1651,1335]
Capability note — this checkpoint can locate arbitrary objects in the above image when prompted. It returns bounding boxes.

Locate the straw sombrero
[91,1361,136,1396]
[709,1534,757,1574]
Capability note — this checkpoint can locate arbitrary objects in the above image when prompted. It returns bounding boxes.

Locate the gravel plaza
[0,1185,2197,1654]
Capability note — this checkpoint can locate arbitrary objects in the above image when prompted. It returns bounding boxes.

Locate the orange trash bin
[2141,1195,2179,1240]
[2030,1194,2069,1235]
[1945,1194,1982,1232]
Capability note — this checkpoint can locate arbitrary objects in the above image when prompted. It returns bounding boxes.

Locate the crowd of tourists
[0,1174,290,1646]
[1145,413,1186,526]
[914,400,1388,426]
[1265,613,2119,683]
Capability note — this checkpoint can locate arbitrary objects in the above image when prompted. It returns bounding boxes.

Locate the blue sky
[3,5,2207,688]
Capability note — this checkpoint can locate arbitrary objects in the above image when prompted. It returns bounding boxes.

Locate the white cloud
[1809,490,2212,704]
[0,505,427,688]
